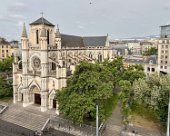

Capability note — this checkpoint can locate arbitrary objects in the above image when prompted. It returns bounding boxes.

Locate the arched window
[52,62,56,70]
[63,61,66,67]
[18,61,22,69]
[98,54,102,62]
[47,30,50,44]
[89,53,93,58]
[36,30,39,44]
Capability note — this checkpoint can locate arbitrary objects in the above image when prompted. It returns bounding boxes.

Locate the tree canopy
[143,47,158,56]
[56,57,145,124]
[0,57,13,72]
[133,74,170,124]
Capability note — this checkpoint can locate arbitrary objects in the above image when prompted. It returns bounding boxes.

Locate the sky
[0,0,170,41]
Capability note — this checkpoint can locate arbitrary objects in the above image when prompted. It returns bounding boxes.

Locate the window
[161,66,163,69]
[165,61,168,64]
[166,50,168,53]
[149,60,153,64]
[51,62,56,70]
[2,50,4,53]
[165,55,168,59]
[2,45,3,48]
[6,50,8,53]
[36,30,39,44]
[165,66,167,69]
[161,60,163,64]
[47,30,50,44]
[151,68,155,72]
[147,67,150,71]
[161,50,164,53]
[162,45,164,48]
[161,55,164,59]
[166,45,168,48]
[98,54,102,62]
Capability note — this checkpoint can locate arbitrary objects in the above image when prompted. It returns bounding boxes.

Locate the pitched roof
[30,17,55,26]
[61,34,84,48]
[145,55,157,64]
[83,36,107,47]
[60,35,107,48]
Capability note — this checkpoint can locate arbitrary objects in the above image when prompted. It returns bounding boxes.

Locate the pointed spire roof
[40,27,47,37]
[22,23,27,38]
[55,24,61,38]
[30,17,55,27]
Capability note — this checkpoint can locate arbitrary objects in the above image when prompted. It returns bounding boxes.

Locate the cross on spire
[40,12,44,18]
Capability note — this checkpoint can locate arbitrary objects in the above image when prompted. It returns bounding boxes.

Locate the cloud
[162,4,170,11]
[8,2,28,12]
[0,14,24,23]
[78,25,84,29]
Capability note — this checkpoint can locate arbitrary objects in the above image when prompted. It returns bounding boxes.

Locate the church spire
[55,24,61,38]
[21,23,27,38]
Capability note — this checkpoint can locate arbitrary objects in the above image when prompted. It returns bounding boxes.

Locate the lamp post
[96,104,99,136]
[166,92,170,136]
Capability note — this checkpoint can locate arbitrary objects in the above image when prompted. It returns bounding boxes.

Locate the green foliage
[0,57,13,72]
[143,47,158,56]
[119,80,132,125]
[57,61,114,123]
[0,76,13,98]
[56,57,145,124]
[128,64,144,71]
[133,74,170,125]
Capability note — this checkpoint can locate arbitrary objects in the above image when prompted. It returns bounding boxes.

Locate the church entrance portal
[34,93,41,105]
[30,85,41,105]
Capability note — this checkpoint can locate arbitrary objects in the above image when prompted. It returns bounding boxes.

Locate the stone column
[13,85,18,104]
[56,101,59,115]
[18,91,22,102]
[41,92,48,112]
[23,89,29,107]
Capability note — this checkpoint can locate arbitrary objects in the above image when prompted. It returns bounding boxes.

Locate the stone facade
[13,17,116,113]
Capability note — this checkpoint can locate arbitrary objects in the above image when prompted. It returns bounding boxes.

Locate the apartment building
[158,25,170,74]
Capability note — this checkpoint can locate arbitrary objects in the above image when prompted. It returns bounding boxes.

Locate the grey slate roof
[60,35,107,48]
[61,34,84,47]
[30,17,55,26]
[83,36,107,47]
[145,55,157,64]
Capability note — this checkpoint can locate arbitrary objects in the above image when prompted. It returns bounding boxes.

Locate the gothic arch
[49,89,57,109]
[98,53,103,62]
[28,80,41,93]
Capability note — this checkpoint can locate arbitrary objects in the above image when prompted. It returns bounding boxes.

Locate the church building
[13,17,116,113]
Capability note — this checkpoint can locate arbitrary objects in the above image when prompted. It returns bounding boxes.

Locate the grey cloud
[0,14,24,23]
[8,2,28,12]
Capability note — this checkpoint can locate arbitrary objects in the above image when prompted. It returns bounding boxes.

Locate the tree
[143,47,158,56]
[0,57,13,72]
[121,64,145,84]
[0,76,13,98]
[56,61,114,123]
[119,80,132,126]
[133,74,170,124]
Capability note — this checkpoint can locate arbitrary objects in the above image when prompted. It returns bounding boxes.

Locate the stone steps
[1,104,50,131]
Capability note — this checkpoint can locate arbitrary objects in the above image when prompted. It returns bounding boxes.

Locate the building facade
[157,25,170,74]
[13,17,116,113]
[0,39,18,61]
